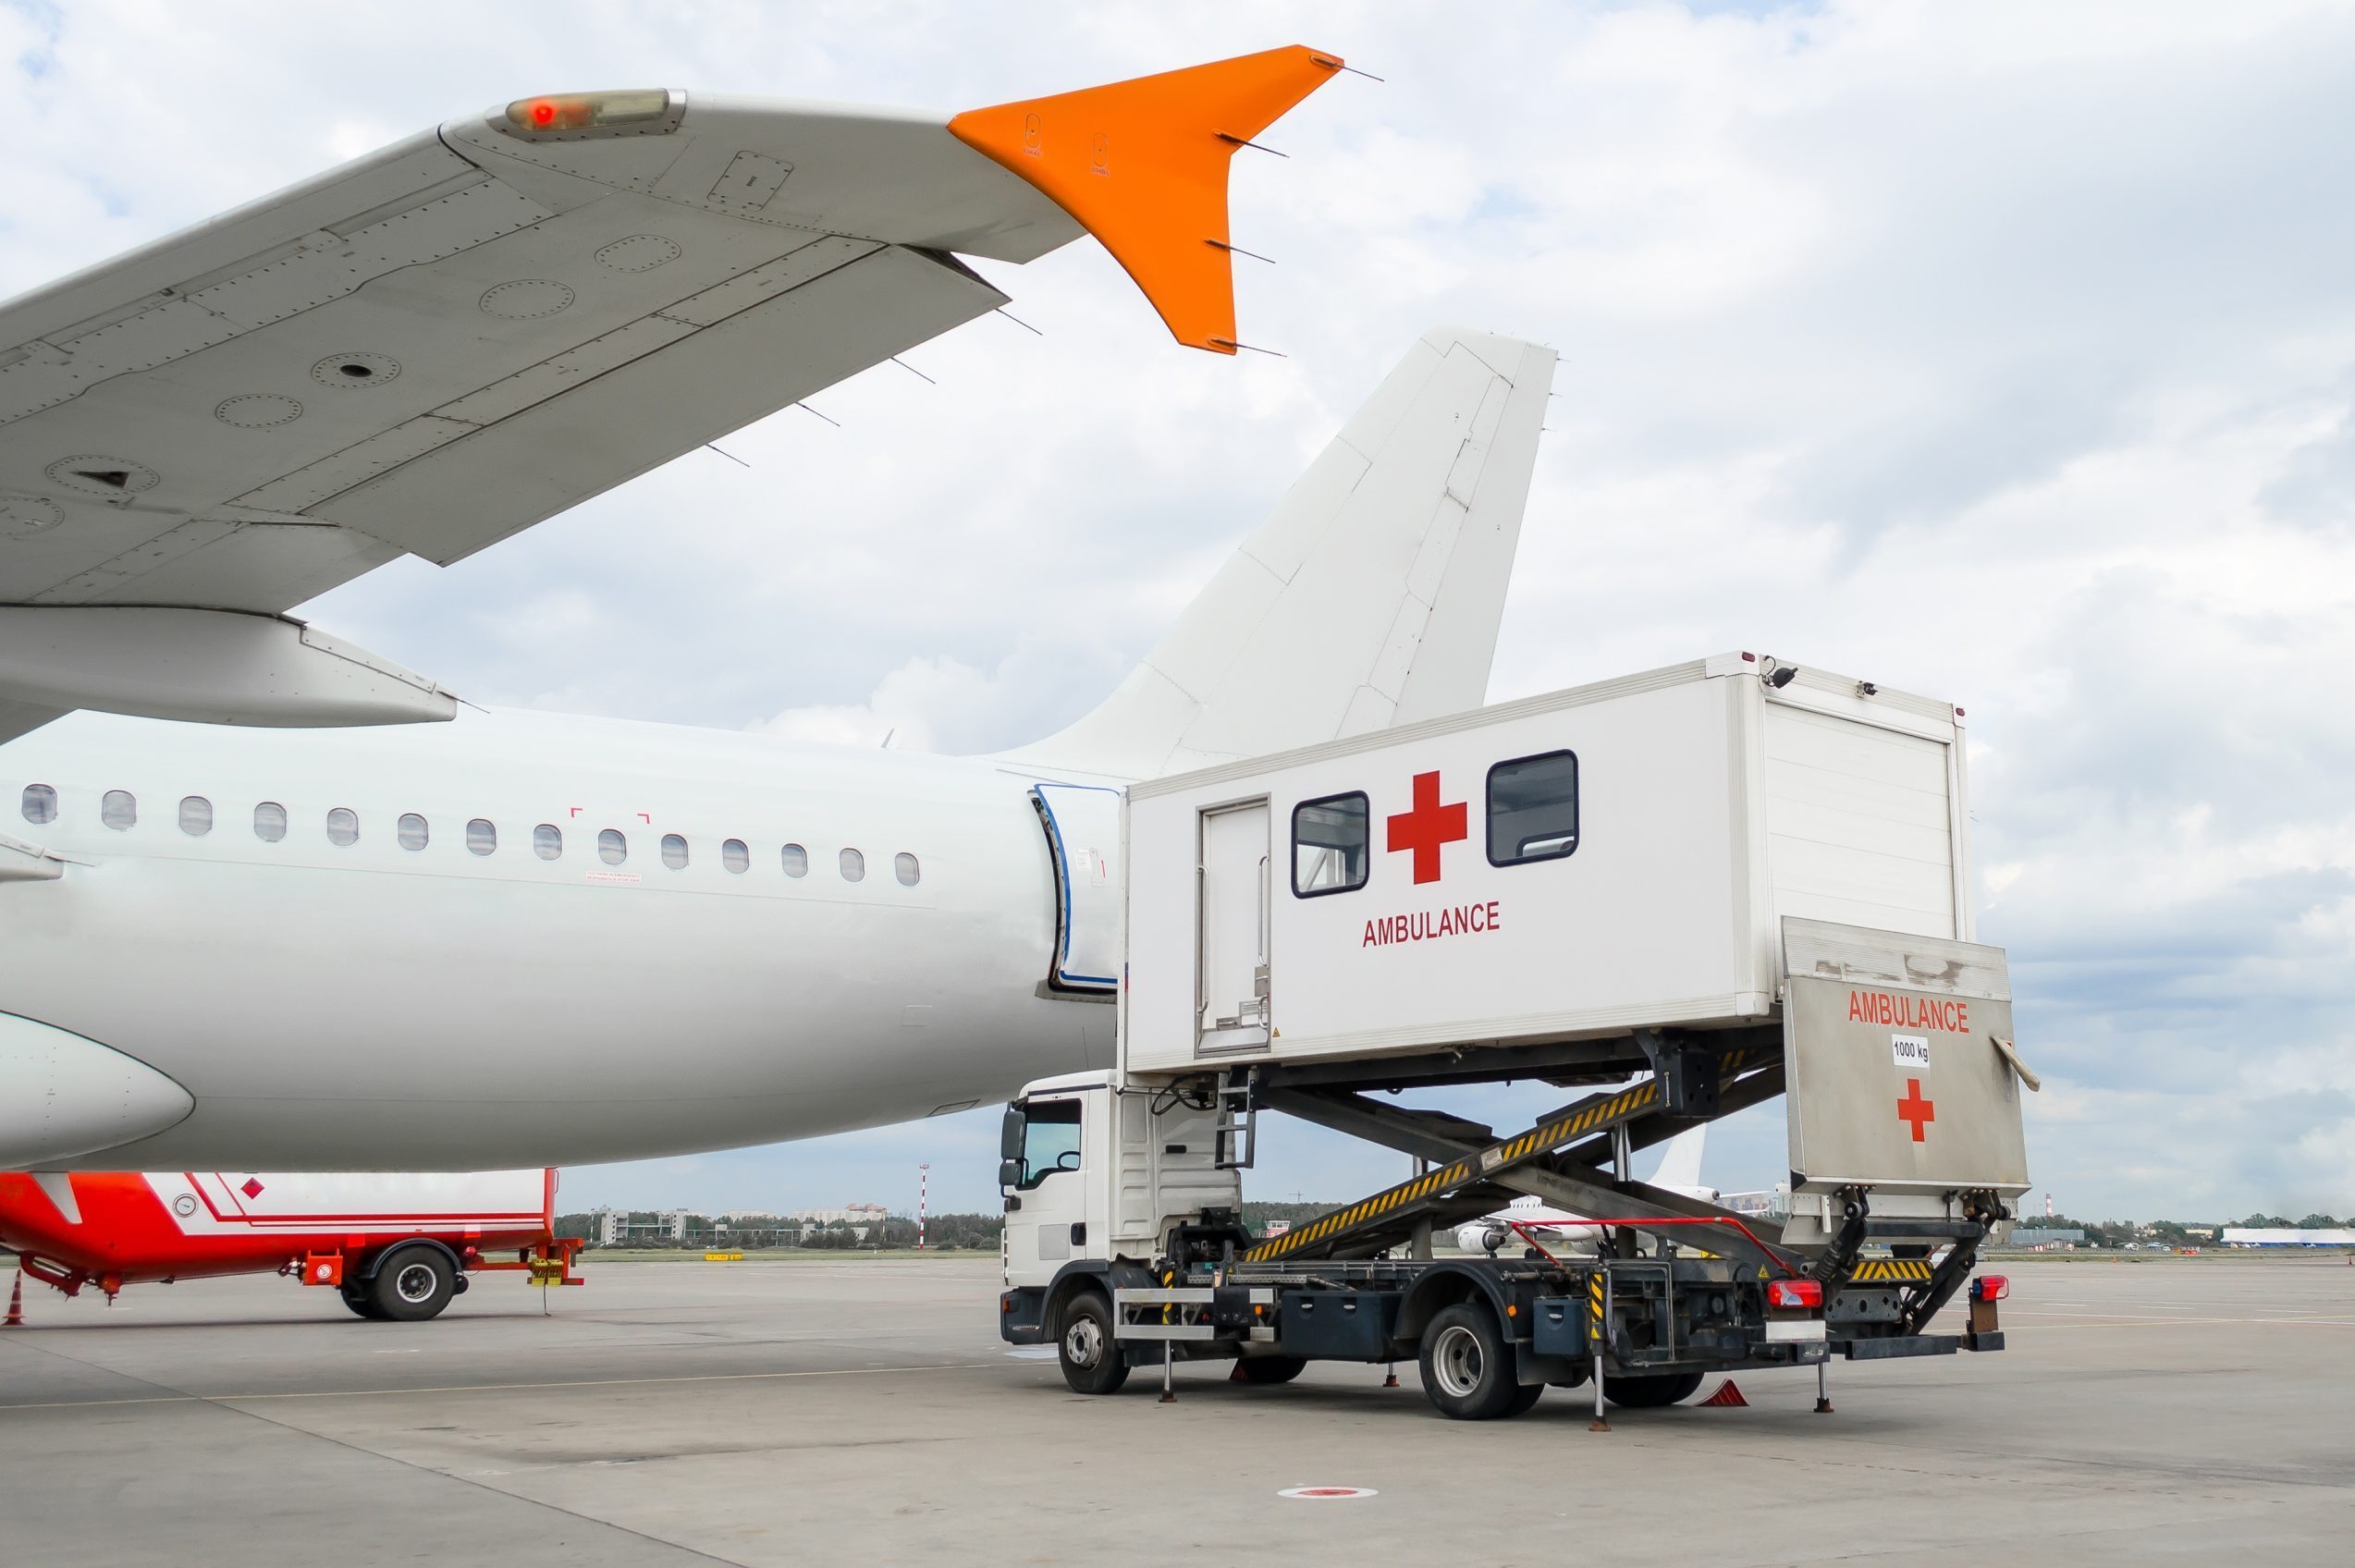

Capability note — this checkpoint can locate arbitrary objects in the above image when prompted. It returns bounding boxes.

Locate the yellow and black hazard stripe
[1847,1258,1935,1283]
[1586,1273,1608,1341]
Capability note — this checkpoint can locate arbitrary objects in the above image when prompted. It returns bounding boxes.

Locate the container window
[598,828,627,865]
[721,838,749,874]
[661,833,688,870]
[253,801,288,842]
[397,813,428,851]
[19,784,55,825]
[894,851,920,887]
[839,847,865,882]
[534,824,562,861]
[466,818,497,856]
[325,807,359,847]
[102,790,136,830]
[780,842,808,878]
[178,796,213,837]
[1291,791,1369,897]
[1487,751,1579,864]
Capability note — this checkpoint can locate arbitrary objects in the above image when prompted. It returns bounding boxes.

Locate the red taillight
[1766,1279,1822,1310]
[1970,1274,2010,1302]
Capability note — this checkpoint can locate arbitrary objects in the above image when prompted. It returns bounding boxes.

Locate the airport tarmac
[1,1255,2349,1565]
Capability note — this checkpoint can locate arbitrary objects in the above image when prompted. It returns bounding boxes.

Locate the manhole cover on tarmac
[1278,1487,1378,1501]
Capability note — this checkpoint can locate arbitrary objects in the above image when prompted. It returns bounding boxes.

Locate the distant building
[593,1208,689,1245]
[787,1204,890,1225]
[2009,1228,2086,1247]
[2222,1228,2355,1247]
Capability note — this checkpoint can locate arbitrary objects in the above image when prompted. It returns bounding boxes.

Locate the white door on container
[1196,801,1270,1056]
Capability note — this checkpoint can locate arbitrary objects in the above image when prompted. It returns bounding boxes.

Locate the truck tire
[1606,1370,1704,1408]
[367,1245,456,1323]
[1417,1301,1519,1420]
[1502,1381,1544,1416]
[340,1286,384,1320]
[1057,1290,1130,1395]
[1234,1355,1306,1386]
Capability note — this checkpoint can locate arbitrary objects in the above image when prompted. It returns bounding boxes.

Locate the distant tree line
[554,1211,1006,1250]
[2027,1213,2347,1248]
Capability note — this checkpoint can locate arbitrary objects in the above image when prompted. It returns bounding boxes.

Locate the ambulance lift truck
[1000,654,2032,1421]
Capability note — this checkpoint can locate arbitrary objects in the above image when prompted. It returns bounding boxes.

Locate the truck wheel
[1234,1355,1306,1386]
[1606,1370,1704,1408]
[1057,1291,1130,1395]
[1418,1302,1518,1420]
[341,1286,384,1320]
[368,1246,456,1323]
[1503,1381,1544,1416]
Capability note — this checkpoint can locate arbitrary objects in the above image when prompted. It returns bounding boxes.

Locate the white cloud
[8,0,2354,1219]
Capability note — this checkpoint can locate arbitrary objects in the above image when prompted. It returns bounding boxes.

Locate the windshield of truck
[1019,1100,1083,1189]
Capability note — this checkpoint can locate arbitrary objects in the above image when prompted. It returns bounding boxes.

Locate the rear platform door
[1196,801,1271,1056]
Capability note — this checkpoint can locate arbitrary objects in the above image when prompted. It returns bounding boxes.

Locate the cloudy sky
[7,1,2352,1222]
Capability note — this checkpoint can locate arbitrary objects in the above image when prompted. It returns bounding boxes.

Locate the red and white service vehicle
[0,1168,582,1321]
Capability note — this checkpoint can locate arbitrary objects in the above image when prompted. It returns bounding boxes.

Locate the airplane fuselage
[1,708,1111,1169]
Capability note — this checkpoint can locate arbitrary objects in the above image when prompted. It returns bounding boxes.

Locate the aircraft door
[1196,800,1271,1056]
[1031,784,1122,992]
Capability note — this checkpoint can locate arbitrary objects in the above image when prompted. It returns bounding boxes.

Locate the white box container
[1120,654,1971,1072]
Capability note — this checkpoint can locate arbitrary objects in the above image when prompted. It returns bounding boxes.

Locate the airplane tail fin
[1646,1125,1709,1196]
[1004,327,1555,779]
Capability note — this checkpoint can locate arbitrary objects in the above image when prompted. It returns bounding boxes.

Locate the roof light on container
[502,90,675,137]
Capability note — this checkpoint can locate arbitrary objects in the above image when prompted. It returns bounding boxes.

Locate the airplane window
[178,796,214,837]
[467,819,497,856]
[102,790,136,830]
[661,833,688,870]
[254,802,287,842]
[1487,751,1580,865]
[840,847,865,882]
[397,813,428,851]
[325,807,359,846]
[598,828,627,865]
[534,824,562,861]
[20,783,56,825]
[895,851,920,887]
[721,838,749,874]
[780,842,808,878]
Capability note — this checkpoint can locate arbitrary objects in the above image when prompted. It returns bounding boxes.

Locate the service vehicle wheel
[1606,1370,1704,1408]
[1418,1301,1518,1420]
[368,1246,456,1323]
[1234,1355,1307,1386]
[1057,1290,1130,1395]
[341,1286,384,1320]
[1502,1381,1545,1416]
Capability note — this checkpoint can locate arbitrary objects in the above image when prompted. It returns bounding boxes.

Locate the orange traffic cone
[1698,1379,1748,1407]
[4,1271,23,1328]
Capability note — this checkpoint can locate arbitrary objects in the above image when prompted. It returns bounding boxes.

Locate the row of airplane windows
[17,783,920,886]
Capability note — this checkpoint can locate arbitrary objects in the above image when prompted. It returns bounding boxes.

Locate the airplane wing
[0,49,1342,742]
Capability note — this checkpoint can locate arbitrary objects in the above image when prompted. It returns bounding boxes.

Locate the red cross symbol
[1896,1079,1935,1143]
[1386,771,1467,886]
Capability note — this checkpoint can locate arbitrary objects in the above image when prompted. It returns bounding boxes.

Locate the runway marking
[2008,1312,2355,1329]
[0,1359,1003,1414]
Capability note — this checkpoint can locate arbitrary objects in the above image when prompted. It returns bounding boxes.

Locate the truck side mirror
[998,1158,1022,1191]
[1000,1103,1025,1161]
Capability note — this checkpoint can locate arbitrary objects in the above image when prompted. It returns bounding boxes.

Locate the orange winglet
[950,45,1345,353]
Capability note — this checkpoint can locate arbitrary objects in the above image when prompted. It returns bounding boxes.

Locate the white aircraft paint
[0,328,1555,1171]
[1453,1125,1720,1255]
